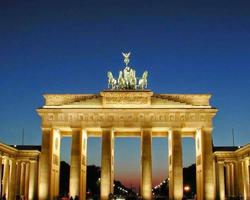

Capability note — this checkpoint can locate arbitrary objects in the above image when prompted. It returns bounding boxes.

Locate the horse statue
[107,71,117,89]
[118,71,125,89]
[130,69,137,89]
[138,71,148,89]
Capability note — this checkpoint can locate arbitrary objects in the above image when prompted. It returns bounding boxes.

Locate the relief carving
[53,154,59,166]
[44,112,212,123]
[101,91,153,106]
[196,155,201,166]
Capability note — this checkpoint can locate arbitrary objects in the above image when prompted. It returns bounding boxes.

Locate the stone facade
[37,90,217,200]
[214,145,250,200]
[0,143,40,200]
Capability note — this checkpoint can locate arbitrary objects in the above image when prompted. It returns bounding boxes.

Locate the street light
[184,185,190,192]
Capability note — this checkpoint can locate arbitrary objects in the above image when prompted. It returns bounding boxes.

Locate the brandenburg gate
[37,53,217,200]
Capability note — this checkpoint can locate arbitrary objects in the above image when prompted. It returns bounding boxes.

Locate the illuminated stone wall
[0,143,40,200]
[214,144,250,200]
[37,90,218,200]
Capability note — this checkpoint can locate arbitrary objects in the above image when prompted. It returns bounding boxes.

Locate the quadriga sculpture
[107,52,148,90]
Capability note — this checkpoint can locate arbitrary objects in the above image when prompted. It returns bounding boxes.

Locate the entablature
[214,144,250,162]
[0,143,40,160]
[37,108,216,128]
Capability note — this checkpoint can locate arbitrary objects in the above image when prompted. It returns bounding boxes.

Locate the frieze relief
[44,111,213,123]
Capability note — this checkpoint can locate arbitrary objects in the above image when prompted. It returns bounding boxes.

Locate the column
[20,162,26,196]
[238,161,244,198]
[217,162,225,200]
[242,158,250,200]
[28,160,38,200]
[25,162,30,200]
[2,158,9,198]
[141,128,152,200]
[15,161,21,196]
[38,128,61,200]
[70,129,88,200]
[234,162,239,197]
[225,164,231,198]
[0,155,2,196]
[229,163,235,197]
[9,159,17,200]
[195,128,215,200]
[101,128,114,200]
[168,129,183,200]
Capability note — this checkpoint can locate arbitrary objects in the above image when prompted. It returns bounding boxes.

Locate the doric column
[141,128,152,200]
[238,161,244,197]
[38,128,61,200]
[28,160,38,200]
[242,158,250,200]
[168,128,183,200]
[101,128,114,200]
[195,128,215,200]
[20,162,26,196]
[230,163,235,197]
[25,162,30,200]
[234,162,239,197]
[70,129,88,200]
[217,161,225,200]
[0,155,2,196]
[15,161,21,196]
[38,130,50,200]
[225,164,231,197]
[226,163,232,198]
[9,159,17,200]
[2,157,9,198]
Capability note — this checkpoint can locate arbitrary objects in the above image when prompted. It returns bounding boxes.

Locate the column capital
[29,159,38,164]
[168,127,182,132]
[243,157,250,162]
[141,127,152,132]
[217,161,225,165]
[202,127,213,132]
[41,127,52,132]
[41,127,61,133]
[225,161,235,165]
[71,127,83,132]
[195,127,213,132]
[10,158,16,166]
[101,127,114,132]
[196,127,202,132]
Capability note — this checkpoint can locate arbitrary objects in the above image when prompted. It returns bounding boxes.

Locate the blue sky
[1,0,250,188]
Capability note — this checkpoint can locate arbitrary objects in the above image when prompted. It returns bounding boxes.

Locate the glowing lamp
[184,185,190,192]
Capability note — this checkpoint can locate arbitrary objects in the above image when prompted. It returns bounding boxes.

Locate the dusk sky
[1,0,250,189]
